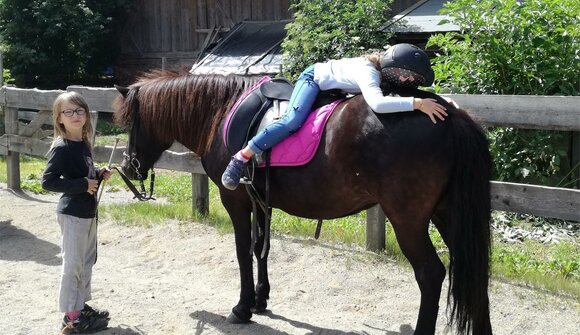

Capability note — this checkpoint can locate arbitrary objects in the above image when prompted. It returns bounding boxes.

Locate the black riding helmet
[380,43,434,87]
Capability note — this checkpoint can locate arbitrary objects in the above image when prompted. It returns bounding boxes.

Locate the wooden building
[115,0,424,83]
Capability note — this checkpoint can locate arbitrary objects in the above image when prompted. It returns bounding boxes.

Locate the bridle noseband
[112,150,155,202]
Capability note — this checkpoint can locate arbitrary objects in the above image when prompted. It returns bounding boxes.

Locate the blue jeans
[248,65,319,154]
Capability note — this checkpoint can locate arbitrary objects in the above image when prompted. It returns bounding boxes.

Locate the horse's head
[113,85,173,181]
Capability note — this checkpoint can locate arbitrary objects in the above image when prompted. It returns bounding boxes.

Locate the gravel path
[0,184,578,335]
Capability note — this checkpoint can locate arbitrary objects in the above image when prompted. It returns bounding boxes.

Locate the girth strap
[244,150,272,259]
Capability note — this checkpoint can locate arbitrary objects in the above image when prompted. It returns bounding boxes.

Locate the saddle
[223,76,346,156]
[222,77,347,257]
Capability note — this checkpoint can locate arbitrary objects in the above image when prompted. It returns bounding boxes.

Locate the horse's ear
[115,84,130,97]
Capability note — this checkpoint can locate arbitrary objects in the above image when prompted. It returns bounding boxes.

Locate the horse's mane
[113,69,259,155]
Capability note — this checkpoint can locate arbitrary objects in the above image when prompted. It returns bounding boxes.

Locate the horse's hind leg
[389,215,446,335]
[252,209,271,313]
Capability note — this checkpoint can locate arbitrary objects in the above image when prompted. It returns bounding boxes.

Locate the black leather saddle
[224,77,346,154]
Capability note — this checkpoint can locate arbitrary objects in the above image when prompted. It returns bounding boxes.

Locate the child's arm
[41,147,88,194]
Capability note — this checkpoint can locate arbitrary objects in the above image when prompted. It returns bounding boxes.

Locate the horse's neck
[171,77,248,155]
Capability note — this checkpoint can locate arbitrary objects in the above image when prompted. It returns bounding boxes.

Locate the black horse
[113,69,493,335]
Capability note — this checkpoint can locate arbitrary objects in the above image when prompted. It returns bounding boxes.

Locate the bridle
[114,93,156,201]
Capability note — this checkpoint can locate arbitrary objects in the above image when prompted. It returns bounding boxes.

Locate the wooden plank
[279,0,292,19]
[2,134,51,157]
[197,0,208,30]
[5,108,21,189]
[491,181,580,221]
[67,87,120,112]
[93,145,126,165]
[161,0,172,52]
[251,0,264,20]
[444,94,580,131]
[155,150,205,174]
[206,0,217,29]
[18,110,52,137]
[231,0,252,22]
[2,87,63,110]
[175,0,190,52]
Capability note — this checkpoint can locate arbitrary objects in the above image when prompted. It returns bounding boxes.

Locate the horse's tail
[447,109,493,334]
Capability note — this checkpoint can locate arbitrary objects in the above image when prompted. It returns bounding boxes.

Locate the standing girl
[41,92,112,334]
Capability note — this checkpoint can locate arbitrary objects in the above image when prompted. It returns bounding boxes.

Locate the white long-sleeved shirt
[313,57,414,113]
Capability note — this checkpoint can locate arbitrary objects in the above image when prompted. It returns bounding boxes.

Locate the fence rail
[1,85,579,251]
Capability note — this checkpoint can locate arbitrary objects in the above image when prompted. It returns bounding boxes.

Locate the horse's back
[260,95,454,219]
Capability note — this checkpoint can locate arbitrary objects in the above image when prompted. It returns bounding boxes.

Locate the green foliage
[0,0,131,89]
[428,0,580,185]
[429,0,579,95]
[282,0,393,79]
[2,68,14,86]
[489,128,571,185]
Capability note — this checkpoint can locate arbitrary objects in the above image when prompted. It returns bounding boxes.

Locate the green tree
[428,0,579,185]
[282,0,393,79]
[0,0,130,89]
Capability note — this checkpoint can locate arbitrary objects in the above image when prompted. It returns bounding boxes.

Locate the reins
[112,165,156,201]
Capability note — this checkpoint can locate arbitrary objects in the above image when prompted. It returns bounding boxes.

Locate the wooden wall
[115,0,421,84]
[116,0,292,83]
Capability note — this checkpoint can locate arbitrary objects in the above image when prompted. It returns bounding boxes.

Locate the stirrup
[240,176,252,185]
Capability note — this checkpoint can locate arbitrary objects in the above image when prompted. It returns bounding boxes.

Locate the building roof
[383,0,459,33]
[190,1,459,75]
[190,20,289,75]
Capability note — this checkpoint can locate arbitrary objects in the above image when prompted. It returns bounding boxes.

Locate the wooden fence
[1,85,579,251]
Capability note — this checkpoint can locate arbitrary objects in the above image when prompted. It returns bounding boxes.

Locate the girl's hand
[86,178,99,195]
[414,98,448,124]
[99,167,113,181]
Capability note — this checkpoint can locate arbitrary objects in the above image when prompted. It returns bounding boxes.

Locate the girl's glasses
[61,108,87,117]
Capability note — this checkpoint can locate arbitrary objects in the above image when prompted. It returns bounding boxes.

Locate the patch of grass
[0,156,49,194]
[492,240,580,296]
[104,201,192,228]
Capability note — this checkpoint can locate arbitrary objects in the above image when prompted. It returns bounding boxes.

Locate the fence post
[191,173,209,215]
[0,52,4,136]
[5,107,20,190]
[366,205,386,252]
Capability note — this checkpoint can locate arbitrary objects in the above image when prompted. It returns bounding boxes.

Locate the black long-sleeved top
[41,138,98,219]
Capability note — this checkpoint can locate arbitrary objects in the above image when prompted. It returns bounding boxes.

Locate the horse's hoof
[251,305,267,314]
[226,312,251,324]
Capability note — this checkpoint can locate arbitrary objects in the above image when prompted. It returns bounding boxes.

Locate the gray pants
[57,213,97,313]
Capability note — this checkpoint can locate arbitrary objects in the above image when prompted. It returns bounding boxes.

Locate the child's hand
[414,98,448,124]
[86,178,99,195]
[99,167,113,181]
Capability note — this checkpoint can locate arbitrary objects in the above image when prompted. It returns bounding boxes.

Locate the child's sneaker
[81,304,110,319]
[60,315,108,334]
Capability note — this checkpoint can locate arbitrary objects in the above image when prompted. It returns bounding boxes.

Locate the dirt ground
[0,183,578,335]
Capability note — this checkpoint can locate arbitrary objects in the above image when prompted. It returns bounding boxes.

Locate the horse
[112,69,493,335]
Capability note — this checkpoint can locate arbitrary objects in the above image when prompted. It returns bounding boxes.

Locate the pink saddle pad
[265,99,344,167]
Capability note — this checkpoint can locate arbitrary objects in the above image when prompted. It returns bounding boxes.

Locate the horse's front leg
[252,208,271,313]
[224,204,255,323]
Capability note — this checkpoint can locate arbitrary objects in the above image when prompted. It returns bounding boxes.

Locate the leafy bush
[282,0,393,79]
[428,0,579,185]
[0,0,131,89]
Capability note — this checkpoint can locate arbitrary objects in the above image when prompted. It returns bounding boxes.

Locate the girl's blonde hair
[365,51,383,71]
[51,91,94,149]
